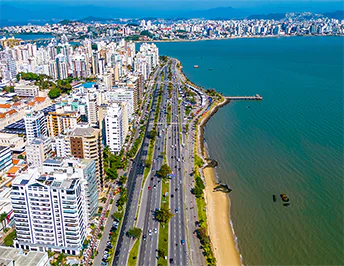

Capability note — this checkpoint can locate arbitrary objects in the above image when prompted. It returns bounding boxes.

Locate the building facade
[11,168,87,254]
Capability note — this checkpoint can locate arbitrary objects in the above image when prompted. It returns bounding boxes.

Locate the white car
[148,230,152,236]
[154,228,158,234]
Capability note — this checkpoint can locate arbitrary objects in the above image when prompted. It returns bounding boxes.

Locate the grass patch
[157,180,170,266]
[128,237,141,266]
[4,230,16,246]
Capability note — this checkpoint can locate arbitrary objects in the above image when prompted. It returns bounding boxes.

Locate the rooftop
[0,246,48,266]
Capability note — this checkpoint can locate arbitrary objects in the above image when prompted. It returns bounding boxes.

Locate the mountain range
[0,3,343,27]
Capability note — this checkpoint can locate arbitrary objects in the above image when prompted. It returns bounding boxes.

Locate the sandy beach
[203,165,241,266]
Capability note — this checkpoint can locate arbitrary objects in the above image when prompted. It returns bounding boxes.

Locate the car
[175,208,179,213]
[175,188,178,191]
[143,235,147,241]
[101,262,108,266]
[170,258,174,264]
[154,228,158,234]
[148,230,152,236]
[153,185,156,189]
[104,251,108,255]
[171,194,174,198]
[151,177,153,180]
[181,239,185,245]
[148,186,151,190]
[107,244,113,249]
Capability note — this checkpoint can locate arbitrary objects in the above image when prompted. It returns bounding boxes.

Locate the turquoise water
[157,37,344,265]
[0,34,54,40]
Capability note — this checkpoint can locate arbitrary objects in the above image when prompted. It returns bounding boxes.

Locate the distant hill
[184,7,247,19]
[247,13,286,20]
[78,16,113,22]
[323,10,344,20]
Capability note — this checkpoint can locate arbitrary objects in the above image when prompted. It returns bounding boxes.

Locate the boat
[283,203,290,207]
[194,65,199,68]
[280,194,290,202]
[208,68,213,71]
[273,195,276,202]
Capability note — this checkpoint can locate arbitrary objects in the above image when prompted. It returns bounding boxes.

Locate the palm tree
[0,212,7,230]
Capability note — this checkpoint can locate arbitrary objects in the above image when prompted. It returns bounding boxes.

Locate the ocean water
[156,37,344,265]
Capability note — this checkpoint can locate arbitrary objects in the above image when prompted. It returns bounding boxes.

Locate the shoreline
[198,97,242,266]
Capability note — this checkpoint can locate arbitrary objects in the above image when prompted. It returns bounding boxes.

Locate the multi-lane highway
[113,64,165,266]
[137,63,170,266]
[113,58,208,266]
[167,60,188,266]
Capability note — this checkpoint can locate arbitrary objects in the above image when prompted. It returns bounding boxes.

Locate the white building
[26,136,52,168]
[14,84,39,97]
[104,103,127,153]
[86,92,98,127]
[42,158,98,222]
[0,133,24,148]
[24,109,47,143]
[105,87,135,120]
[0,246,49,266]
[11,167,88,254]
[55,134,71,158]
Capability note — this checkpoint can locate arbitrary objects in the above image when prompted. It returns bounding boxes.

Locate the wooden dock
[225,94,263,100]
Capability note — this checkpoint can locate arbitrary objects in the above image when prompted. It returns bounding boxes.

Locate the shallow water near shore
[156,36,344,265]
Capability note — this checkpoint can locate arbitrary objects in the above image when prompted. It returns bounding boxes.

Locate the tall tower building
[104,103,127,153]
[26,136,52,167]
[56,54,68,80]
[86,93,98,127]
[69,125,104,187]
[11,167,87,255]
[24,109,48,143]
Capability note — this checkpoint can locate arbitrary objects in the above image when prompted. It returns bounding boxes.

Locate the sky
[0,0,344,10]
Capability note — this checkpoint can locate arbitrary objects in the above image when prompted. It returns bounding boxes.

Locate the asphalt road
[138,64,170,266]
[167,60,188,266]
[113,65,165,266]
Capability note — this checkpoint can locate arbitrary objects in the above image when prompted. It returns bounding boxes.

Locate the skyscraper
[11,167,87,255]
[104,103,127,153]
[24,109,48,143]
[69,125,104,187]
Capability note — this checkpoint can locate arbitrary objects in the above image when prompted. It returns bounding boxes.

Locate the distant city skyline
[0,0,344,12]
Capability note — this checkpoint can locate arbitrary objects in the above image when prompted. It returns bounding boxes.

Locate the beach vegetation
[195,154,204,168]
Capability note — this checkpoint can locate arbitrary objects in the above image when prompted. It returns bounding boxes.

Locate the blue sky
[2,0,343,11]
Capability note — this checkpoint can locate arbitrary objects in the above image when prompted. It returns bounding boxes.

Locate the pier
[225,94,263,100]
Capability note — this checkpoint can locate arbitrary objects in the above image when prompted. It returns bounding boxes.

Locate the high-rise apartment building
[26,136,52,167]
[69,125,104,187]
[11,168,87,254]
[24,109,48,143]
[42,158,98,223]
[47,109,80,137]
[104,103,127,153]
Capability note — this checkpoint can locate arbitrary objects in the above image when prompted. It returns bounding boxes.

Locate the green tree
[100,197,107,203]
[157,249,166,258]
[155,206,174,224]
[148,129,157,139]
[127,227,142,239]
[156,164,172,179]
[119,175,127,185]
[0,212,7,229]
[112,212,122,221]
[48,87,61,99]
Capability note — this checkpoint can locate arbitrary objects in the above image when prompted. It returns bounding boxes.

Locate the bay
[156,37,344,265]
